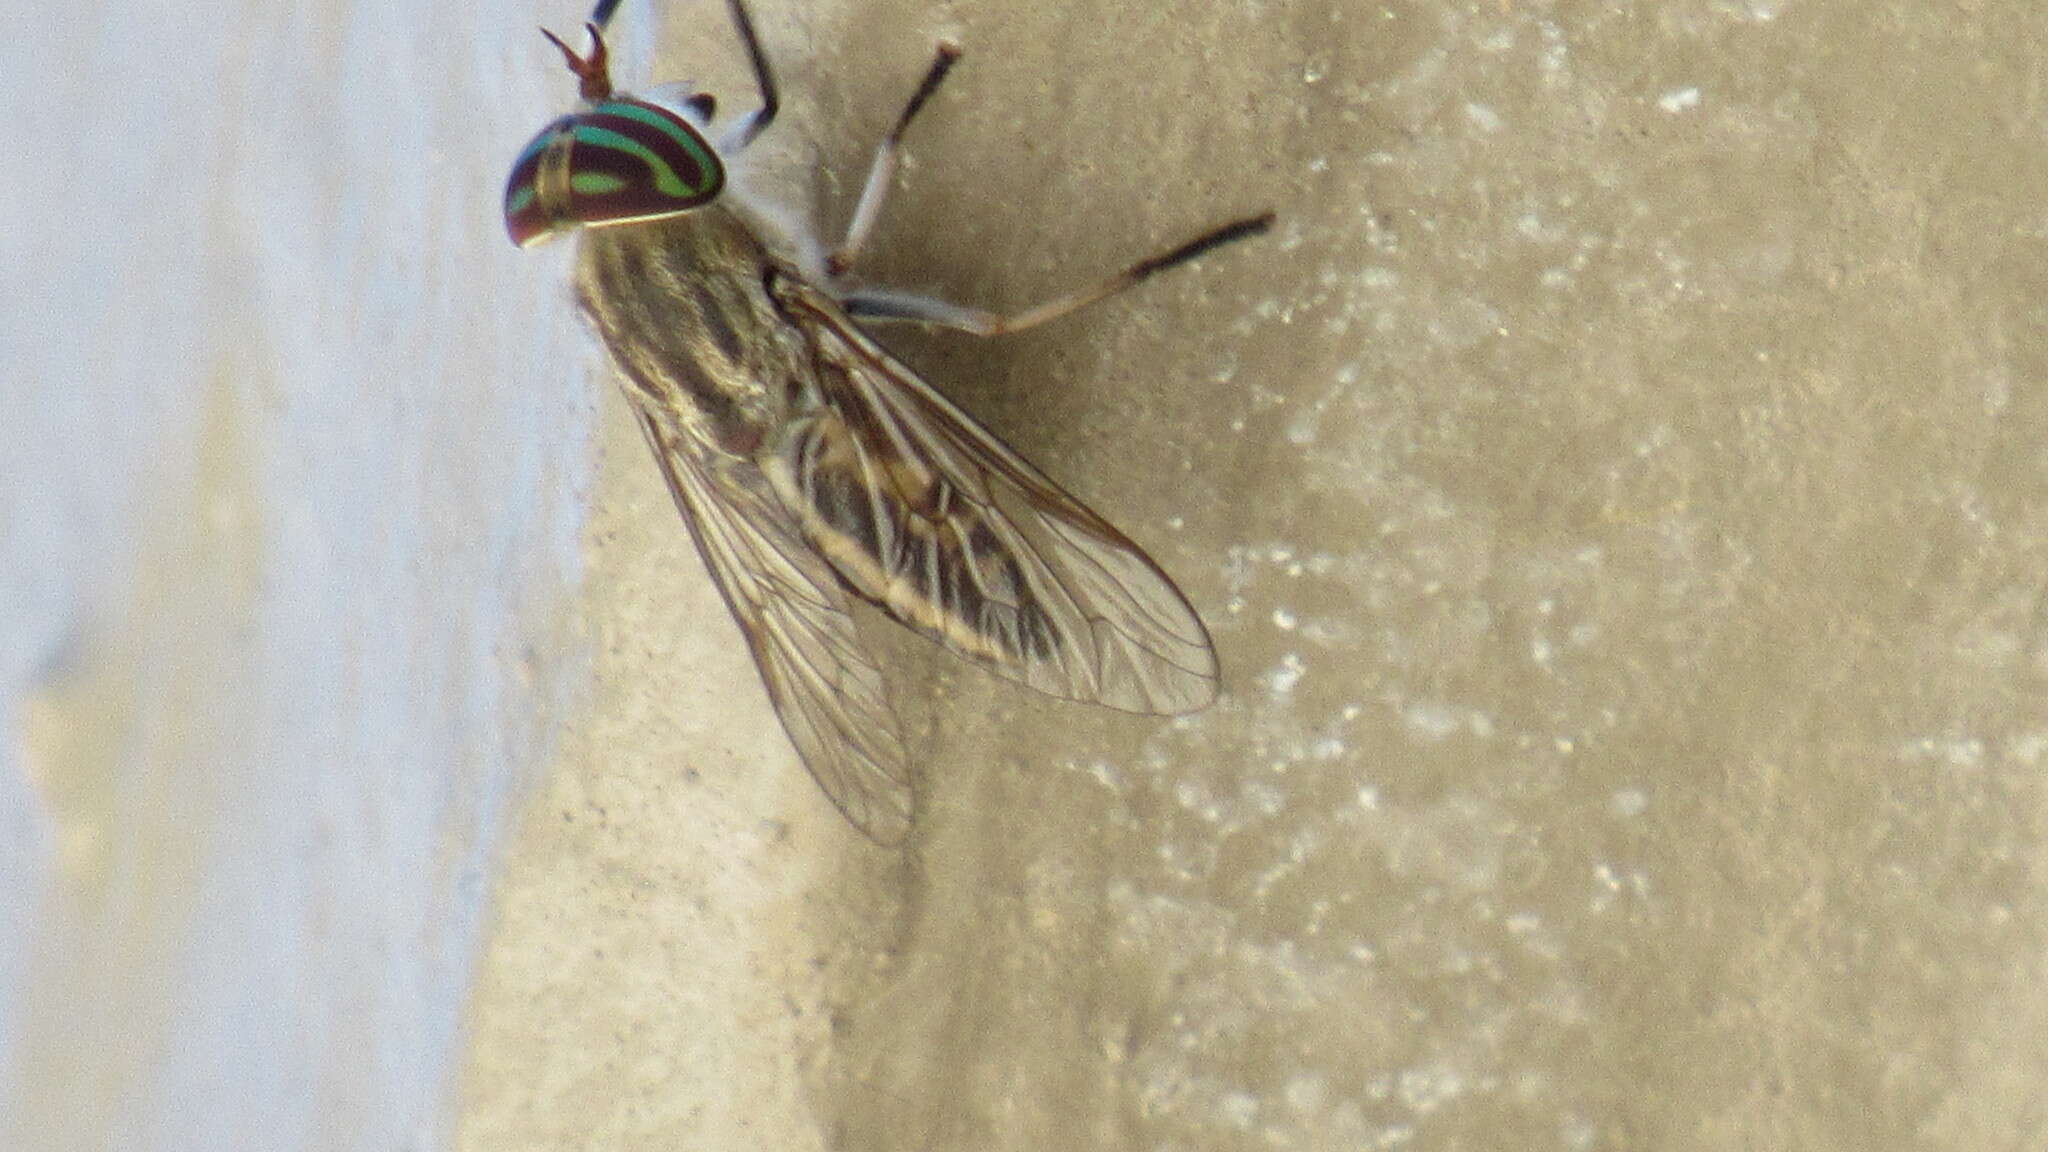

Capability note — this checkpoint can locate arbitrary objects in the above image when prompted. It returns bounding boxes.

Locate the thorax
[574,204,813,458]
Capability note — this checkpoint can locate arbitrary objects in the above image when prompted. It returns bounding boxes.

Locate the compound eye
[503,98,727,247]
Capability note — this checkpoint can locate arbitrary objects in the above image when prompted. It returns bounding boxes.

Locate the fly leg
[839,213,1276,336]
[580,0,774,150]
[718,0,781,150]
[825,42,964,280]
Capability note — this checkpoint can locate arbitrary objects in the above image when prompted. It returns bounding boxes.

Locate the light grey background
[1,1,593,1146]
[9,0,2048,1150]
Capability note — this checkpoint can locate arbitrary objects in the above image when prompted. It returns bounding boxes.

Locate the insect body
[507,0,1270,843]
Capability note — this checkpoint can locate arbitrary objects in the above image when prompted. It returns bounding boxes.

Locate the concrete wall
[10,1,2048,1150]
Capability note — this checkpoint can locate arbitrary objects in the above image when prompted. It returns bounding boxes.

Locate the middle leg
[825,41,963,280]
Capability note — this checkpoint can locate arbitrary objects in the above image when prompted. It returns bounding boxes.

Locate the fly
[506,0,1272,843]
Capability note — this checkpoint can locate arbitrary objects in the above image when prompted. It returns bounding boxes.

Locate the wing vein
[767,280,1220,715]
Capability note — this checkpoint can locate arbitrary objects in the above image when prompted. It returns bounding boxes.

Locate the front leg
[720,0,782,151]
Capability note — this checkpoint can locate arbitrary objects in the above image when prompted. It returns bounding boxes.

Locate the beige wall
[463,1,2048,1150]
[8,0,2045,1149]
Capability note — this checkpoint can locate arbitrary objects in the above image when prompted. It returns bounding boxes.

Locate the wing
[632,406,915,844]
[764,278,1220,716]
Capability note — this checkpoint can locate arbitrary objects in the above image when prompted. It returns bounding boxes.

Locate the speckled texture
[467,1,2048,1149]
[13,0,2041,1149]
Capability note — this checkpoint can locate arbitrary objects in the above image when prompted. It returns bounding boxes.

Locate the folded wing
[634,407,915,843]
[767,280,1219,716]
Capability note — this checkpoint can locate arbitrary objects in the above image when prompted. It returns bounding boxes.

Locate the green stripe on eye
[513,135,550,170]
[590,101,720,189]
[572,124,706,200]
[506,183,537,213]
[570,171,629,195]
[597,101,713,158]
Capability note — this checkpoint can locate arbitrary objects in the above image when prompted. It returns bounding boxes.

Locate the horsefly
[506,0,1272,843]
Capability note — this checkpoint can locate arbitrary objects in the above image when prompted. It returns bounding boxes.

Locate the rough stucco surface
[463,1,2048,1149]
[9,0,2047,1149]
